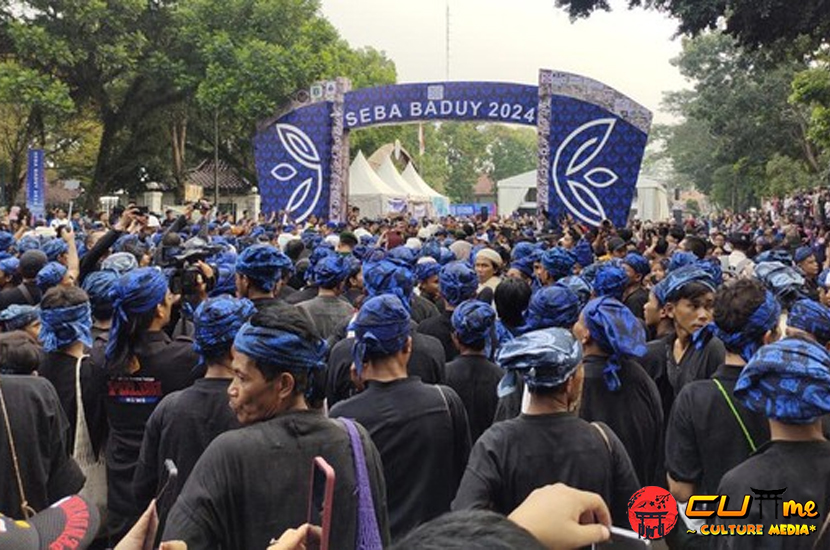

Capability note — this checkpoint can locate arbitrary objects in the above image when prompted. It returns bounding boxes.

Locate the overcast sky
[320,0,690,124]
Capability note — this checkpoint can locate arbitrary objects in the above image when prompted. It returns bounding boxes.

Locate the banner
[26,149,46,220]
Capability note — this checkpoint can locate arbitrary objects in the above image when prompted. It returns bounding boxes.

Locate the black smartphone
[142,459,178,550]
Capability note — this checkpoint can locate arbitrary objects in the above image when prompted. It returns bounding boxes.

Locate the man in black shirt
[326,257,446,407]
[418,261,479,362]
[37,286,108,458]
[164,305,389,550]
[235,243,294,311]
[715,337,830,550]
[0,249,46,309]
[133,296,253,529]
[573,296,662,487]
[446,299,502,443]
[452,328,639,527]
[0,375,84,518]
[330,295,470,540]
[665,280,779,547]
[621,252,650,320]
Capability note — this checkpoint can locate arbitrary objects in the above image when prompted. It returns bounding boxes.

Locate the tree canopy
[555,0,830,51]
[0,0,397,203]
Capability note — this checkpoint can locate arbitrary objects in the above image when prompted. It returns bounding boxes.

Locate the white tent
[633,176,670,222]
[376,156,431,217]
[348,151,407,218]
[497,170,538,215]
[401,163,450,217]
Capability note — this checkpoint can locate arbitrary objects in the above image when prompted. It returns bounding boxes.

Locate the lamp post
[213,109,220,207]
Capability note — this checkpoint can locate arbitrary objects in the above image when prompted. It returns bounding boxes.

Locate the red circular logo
[627,486,678,540]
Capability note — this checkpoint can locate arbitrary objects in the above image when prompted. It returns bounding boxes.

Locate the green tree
[654,33,818,210]
[0,61,74,201]
[484,125,537,182]
[555,0,830,50]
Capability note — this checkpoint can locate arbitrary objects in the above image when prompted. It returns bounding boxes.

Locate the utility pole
[446,1,450,80]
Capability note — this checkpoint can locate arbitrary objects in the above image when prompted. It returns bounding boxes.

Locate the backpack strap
[713,378,757,453]
[17,283,35,306]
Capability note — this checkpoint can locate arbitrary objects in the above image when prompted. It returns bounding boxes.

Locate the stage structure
[253,71,652,227]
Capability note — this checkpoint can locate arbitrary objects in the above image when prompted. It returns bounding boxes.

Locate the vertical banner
[537,71,553,224]
[542,69,652,228]
[329,77,350,222]
[26,148,46,220]
[253,102,334,223]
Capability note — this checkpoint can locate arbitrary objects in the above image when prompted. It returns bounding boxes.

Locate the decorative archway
[253,69,652,227]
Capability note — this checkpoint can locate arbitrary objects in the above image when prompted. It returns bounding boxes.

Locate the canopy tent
[348,151,407,218]
[401,163,450,217]
[376,156,432,218]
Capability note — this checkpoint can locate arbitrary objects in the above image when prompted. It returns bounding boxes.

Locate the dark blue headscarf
[511,241,536,262]
[0,304,39,331]
[438,247,456,265]
[36,262,67,291]
[17,236,40,253]
[593,263,628,301]
[387,246,417,268]
[39,302,93,352]
[521,286,580,333]
[0,231,15,253]
[106,267,169,362]
[697,257,724,287]
[313,254,352,289]
[510,255,536,278]
[668,251,697,272]
[572,239,594,268]
[623,252,650,278]
[555,275,592,309]
[42,239,68,262]
[81,269,119,319]
[794,246,815,264]
[0,257,19,276]
[236,244,292,292]
[541,247,577,280]
[713,290,780,362]
[234,320,327,373]
[351,295,411,375]
[193,295,256,360]
[788,299,830,346]
[754,261,806,306]
[655,264,715,305]
[305,245,336,284]
[363,259,414,311]
[496,327,583,397]
[451,299,496,345]
[582,296,647,391]
[415,260,441,282]
[439,261,479,307]
[210,263,238,297]
[755,249,793,266]
[736,338,830,424]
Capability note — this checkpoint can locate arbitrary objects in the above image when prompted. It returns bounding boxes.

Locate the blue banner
[450,203,496,218]
[253,103,334,223]
[26,149,45,219]
[344,82,538,129]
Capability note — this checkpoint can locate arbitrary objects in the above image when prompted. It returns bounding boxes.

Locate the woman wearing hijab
[102,267,199,542]
[573,296,662,487]
[452,328,639,527]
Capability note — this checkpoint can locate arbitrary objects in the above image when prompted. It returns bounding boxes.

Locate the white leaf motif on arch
[272,123,323,223]
[552,118,620,226]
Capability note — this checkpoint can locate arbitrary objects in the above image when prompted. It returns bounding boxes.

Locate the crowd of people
[1,199,830,550]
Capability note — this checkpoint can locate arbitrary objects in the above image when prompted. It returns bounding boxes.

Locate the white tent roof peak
[401,163,443,199]
[349,151,401,197]
[376,156,428,200]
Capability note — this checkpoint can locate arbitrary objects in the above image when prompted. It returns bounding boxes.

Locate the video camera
[168,237,222,297]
